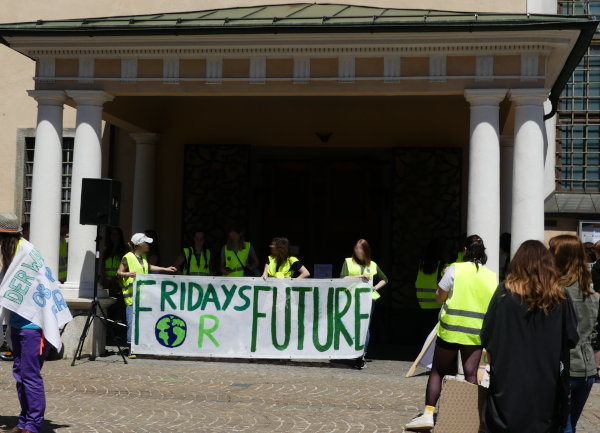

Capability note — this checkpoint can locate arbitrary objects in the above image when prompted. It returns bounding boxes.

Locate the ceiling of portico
[96,94,485,148]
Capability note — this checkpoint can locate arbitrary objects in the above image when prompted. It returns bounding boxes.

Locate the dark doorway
[250,149,391,276]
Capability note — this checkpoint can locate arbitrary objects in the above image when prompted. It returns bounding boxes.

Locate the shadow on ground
[0,416,70,433]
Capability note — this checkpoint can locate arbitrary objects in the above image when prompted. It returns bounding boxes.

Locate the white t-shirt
[438,265,456,293]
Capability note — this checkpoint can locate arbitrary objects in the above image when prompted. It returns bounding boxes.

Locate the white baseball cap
[131,233,153,246]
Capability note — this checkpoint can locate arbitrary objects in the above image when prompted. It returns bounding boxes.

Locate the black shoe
[354,356,366,370]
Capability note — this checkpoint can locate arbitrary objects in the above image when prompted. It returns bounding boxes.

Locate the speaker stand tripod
[71,229,128,366]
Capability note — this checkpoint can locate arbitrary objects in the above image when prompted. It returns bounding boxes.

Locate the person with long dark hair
[481,240,579,433]
[174,229,212,276]
[550,235,598,433]
[405,234,497,431]
[415,238,445,340]
[0,213,50,433]
[341,238,388,369]
[261,237,309,279]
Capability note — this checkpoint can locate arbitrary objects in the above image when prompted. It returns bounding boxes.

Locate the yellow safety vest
[415,263,442,309]
[268,256,299,278]
[183,247,211,276]
[224,242,251,277]
[437,262,497,345]
[59,237,68,281]
[344,257,381,300]
[104,255,120,278]
[120,252,148,306]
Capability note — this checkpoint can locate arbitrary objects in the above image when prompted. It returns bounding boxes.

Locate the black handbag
[556,298,572,428]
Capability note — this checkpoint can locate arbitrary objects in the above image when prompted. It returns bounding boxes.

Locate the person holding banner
[405,234,497,431]
[174,229,212,276]
[262,237,310,279]
[117,233,177,358]
[221,228,259,277]
[0,213,73,433]
[340,239,388,369]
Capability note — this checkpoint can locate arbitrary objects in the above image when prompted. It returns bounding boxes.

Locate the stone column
[464,89,506,277]
[63,90,114,299]
[509,89,549,256]
[130,133,159,233]
[27,90,67,279]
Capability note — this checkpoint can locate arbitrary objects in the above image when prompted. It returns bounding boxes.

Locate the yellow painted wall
[0,0,529,212]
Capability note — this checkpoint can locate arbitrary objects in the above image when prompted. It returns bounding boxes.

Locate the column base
[60,297,117,360]
[61,281,109,299]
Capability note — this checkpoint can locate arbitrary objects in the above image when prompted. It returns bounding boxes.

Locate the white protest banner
[0,239,73,349]
[132,275,373,359]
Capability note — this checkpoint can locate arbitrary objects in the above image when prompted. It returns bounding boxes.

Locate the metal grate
[557,1,600,192]
[23,137,74,222]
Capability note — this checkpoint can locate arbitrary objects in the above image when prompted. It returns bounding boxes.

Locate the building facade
[0,0,597,347]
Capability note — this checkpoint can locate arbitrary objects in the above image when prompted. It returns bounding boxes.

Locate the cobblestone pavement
[0,355,597,433]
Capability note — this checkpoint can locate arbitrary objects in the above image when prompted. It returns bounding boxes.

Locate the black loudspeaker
[80,178,121,226]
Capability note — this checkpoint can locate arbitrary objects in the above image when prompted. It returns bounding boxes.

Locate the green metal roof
[0,3,596,35]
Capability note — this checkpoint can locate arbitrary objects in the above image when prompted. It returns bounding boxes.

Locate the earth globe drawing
[154,314,187,348]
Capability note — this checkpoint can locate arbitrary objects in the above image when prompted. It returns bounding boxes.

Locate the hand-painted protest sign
[132,275,373,358]
[0,239,73,349]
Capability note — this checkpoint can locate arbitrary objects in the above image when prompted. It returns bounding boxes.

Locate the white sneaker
[404,412,434,431]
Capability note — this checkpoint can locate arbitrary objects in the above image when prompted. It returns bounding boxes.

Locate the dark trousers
[11,328,49,433]
[563,376,595,433]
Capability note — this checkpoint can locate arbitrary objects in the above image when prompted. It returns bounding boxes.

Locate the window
[557,1,599,191]
[22,136,74,222]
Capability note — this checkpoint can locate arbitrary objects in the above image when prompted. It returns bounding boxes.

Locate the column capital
[464,89,506,106]
[27,90,67,105]
[509,88,550,105]
[66,90,114,106]
[130,132,159,146]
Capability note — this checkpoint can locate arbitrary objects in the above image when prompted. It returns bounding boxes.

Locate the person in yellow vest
[101,227,128,344]
[340,238,388,369]
[174,229,212,276]
[405,234,497,431]
[221,228,259,277]
[101,227,127,297]
[117,233,177,358]
[261,237,310,279]
[415,238,445,344]
[58,216,69,283]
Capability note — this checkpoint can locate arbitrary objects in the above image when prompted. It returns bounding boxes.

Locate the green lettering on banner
[4,278,24,304]
[20,249,44,273]
[271,287,291,350]
[134,279,155,345]
[221,284,237,310]
[201,284,222,311]
[198,314,220,348]
[354,288,371,351]
[334,287,353,350]
[234,286,251,311]
[292,287,311,350]
[14,270,35,287]
[312,287,334,352]
[250,286,271,352]
[161,280,178,311]
[187,283,203,311]
[179,282,187,310]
